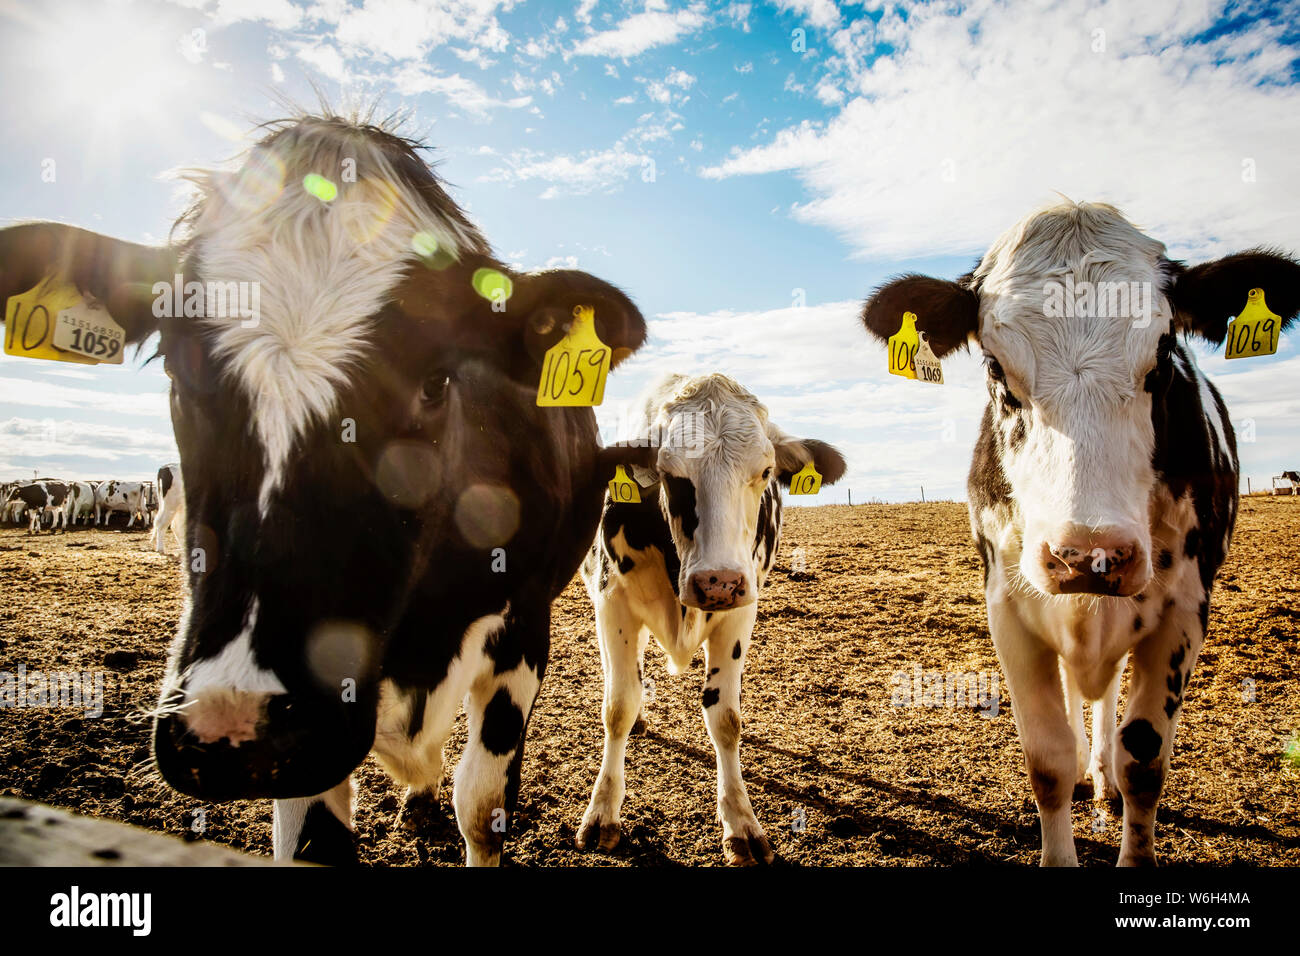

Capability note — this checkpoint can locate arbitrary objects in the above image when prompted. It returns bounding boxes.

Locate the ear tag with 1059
[537,304,610,406]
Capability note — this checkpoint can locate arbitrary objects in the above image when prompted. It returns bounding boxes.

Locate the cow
[860,200,1300,866]
[576,372,846,865]
[6,480,70,533]
[94,480,151,527]
[0,112,648,866]
[60,480,98,526]
[153,464,184,553]
[0,482,22,524]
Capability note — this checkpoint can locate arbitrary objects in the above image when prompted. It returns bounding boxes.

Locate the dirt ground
[1,498,1297,867]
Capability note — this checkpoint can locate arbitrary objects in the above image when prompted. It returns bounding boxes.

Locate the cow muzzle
[1033,525,1150,597]
[153,687,376,801]
[686,569,753,611]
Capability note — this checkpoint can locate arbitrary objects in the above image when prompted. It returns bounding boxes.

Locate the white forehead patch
[974,200,1172,405]
[183,122,487,513]
[642,373,772,472]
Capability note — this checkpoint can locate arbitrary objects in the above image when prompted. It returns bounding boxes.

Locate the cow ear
[1165,249,1300,345]
[0,222,178,344]
[767,424,847,487]
[861,273,980,359]
[511,269,647,375]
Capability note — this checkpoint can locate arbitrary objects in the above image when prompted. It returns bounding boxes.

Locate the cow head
[0,115,647,800]
[632,373,845,610]
[862,201,1300,598]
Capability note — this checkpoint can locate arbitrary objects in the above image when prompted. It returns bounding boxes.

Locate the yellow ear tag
[888,311,919,380]
[788,461,822,496]
[5,277,123,365]
[1225,288,1281,360]
[608,465,641,503]
[537,304,611,406]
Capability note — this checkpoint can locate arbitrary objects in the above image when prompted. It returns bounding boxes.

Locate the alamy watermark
[1042,277,1154,329]
[152,274,261,328]
[0,664,105,717]
[890,663,1000,718]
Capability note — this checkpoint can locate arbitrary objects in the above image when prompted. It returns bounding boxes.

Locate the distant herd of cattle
[1,464,184,553]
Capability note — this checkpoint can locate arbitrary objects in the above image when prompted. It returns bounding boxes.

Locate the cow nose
[1040,528,1146,596]
[689,570,747,610]
[181,688,273,746]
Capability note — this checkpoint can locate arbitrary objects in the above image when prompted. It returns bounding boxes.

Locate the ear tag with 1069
[1224,288,1280,360]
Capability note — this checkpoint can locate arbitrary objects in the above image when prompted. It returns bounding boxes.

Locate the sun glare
[16,2,202,136]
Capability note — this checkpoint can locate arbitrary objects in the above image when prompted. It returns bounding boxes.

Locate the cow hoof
[398,789,444,831]
[723,830,774,867]
[576,816,622,851]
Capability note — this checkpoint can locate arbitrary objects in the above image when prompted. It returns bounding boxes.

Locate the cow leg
[1116,605,1202,866]
[271,776,356,865]
[453,611,547,867]
[1063,666,1089,788]
[989,601,1078,866]
[702,604,772,866]
[1088,655,1126,801]
[577,596,645,852]
[153,494,180,552]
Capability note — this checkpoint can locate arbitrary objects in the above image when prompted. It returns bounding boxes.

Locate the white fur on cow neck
[181,121,488,514]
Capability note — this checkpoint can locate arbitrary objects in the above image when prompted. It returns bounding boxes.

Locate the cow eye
[761,467,773,482]
[420,374,451,406]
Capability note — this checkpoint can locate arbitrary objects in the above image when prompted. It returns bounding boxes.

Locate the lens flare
[454,484,521,549]
[303,173,338,203]
[472,268,513,304]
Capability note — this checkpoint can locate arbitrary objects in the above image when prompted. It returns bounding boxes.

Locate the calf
[153,464,184,553]
[94,480,149,527]
[577,373,845,864]
[0,113,647,866]
[861,200,1300,865]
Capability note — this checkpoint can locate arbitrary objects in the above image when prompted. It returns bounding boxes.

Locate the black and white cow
[861,200,1300,866]
[5,480,70,534]
[61,480,97,526]
[0,113,648,866]
[94,480,151,527]
[153,464,184,553]
[577,373,845,865]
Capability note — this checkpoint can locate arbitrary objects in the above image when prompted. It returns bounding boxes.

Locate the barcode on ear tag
[888,311,919,379]
[1225,288,1280,360]
[609,465,641,503]
[788,461,822,496]
[914,333,943,384]
[4,277,103,365]
[537,305,611,406]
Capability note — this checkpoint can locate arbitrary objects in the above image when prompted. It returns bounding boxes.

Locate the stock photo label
[1224,288,1280,360]
[4,278,118,365]
[537,304,610,406]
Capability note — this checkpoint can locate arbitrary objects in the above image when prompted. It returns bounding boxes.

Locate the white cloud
[702,0,1300,261]
[210,0,304,30]
[295,41,350,82]
[0,417,178,472]
[328,0,513,60]
[391,64,532,117]
[572,2,707,58]
[481,145,650,196]
[0,378,168,418]
[772,0,841,30]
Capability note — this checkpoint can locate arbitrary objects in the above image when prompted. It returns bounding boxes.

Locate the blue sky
[1,0,1298,501]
